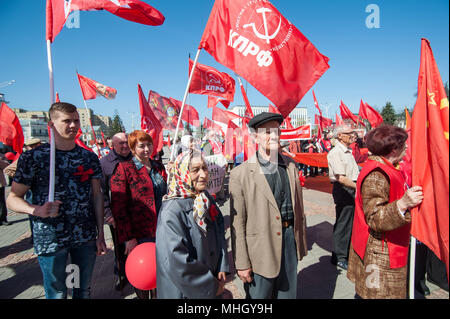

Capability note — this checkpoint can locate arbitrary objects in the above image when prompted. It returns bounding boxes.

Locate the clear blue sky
[1,0,448,132]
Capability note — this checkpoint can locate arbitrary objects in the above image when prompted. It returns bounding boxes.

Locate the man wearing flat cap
[229,112,307,299]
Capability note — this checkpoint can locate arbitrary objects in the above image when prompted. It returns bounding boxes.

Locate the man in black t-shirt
[7,102,107,299]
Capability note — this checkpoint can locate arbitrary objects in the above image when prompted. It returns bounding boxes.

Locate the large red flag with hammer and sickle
[200,0,330,118]
[411,39,449,281]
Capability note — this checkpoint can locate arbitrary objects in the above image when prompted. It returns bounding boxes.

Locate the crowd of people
[1,102,448,299]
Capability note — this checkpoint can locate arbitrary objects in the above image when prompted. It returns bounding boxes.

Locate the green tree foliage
[381,101,397,125]
[110,110,125,135]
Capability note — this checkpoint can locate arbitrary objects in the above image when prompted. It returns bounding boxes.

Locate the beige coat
[229,153,307,279]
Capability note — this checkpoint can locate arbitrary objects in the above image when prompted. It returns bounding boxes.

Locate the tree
[445,81,449,98]
[380,101,396,125]
[110,110,125,135]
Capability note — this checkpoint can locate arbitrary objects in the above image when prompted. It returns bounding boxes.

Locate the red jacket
[110,158,166,243]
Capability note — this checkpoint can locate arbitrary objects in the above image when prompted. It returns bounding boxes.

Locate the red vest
[351,159,410,268]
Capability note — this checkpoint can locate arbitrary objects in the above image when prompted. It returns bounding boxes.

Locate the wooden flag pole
[169,48,201,161]
[46,39,55,202]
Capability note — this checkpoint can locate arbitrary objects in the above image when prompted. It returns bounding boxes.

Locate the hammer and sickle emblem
[243,7,282,44]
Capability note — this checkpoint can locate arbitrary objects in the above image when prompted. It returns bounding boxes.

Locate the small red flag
[358,100,383,128]
[46,0,165,42]
[223,120,242,161]
[199,0,330,118]
[0,102,24,154]
[147,90,182,131]
[207,96,231,109]
[169,97,200,127]
[138,84,163,156]
[77,73,117,100]
[340,100,363,126]
[212,106,241,125]
[312,90,322,117]
[238,78,254,122]
[188,58,235,101]
[411,39,449,281]
[335,113,344,126]
[203,117,225,137]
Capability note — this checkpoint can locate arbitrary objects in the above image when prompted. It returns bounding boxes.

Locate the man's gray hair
[333,124,353,138]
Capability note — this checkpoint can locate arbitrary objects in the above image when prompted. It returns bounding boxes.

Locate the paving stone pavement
[0,175,447,299]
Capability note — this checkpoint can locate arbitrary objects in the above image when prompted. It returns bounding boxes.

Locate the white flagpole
[409,235,417,299]
[169,48,201,161]
[46,39,55,202]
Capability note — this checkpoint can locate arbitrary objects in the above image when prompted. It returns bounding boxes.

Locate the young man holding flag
[7,102,107,299]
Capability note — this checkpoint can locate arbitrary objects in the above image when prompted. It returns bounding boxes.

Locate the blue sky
[1,0,448,132]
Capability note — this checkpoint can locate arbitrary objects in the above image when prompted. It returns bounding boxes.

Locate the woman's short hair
[365,125,408,156]
[128,130,153,151]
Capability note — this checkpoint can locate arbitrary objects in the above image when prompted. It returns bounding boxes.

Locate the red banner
[339,100,362,126]
[0,102,24,154]
[147,90,182,131]
[212,106,241,125]
[188,58,235,101]
[138,85,163,155]
[77,73,117,100]
[280,124,311,141]
[199,0,329,118]
[169,97,200,127]
[359,100,383,128]
[411,39,449,280]
[46,0,165,42]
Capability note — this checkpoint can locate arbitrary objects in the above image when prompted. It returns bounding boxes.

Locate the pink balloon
[125,242,157,290]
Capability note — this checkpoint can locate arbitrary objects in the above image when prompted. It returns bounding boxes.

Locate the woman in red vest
[347,125,423,299]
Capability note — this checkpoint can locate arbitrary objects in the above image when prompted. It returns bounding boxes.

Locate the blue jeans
[37,241,97,299]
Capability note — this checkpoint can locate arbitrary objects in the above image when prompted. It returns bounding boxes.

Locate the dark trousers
[331,183,355,262]
[109,225,126,278]
[244,227,298,299]
[0,187,7,222]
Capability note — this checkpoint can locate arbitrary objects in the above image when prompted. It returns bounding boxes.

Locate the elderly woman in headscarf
[347,125,423,299]
[155,149,229,299]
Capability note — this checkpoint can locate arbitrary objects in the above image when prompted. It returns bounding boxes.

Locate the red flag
[359,100,383,128]
[138,84,163,156]
[207,96,231,109]
[203,117,225,137]
[74,128,94,152]
[312,90,322,116]
[315,114,332,127]
[238,78,254,121]
[169,97,200,127]
[411,39,449,280]
[335,113,344,126]
[284,116,294,130]
[199,0,329,118]
[223,120,242,161]
[212,106,241,125]
[77,73,117,100]
[0,103,24,154]
[46,0,165,42]
[147,90,182,131]
[55,92,60,102]
[269,104,281,114]
[340,100,362,126]
[188,58,235,101]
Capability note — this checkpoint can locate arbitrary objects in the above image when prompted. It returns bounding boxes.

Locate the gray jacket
[156,193,229,299]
